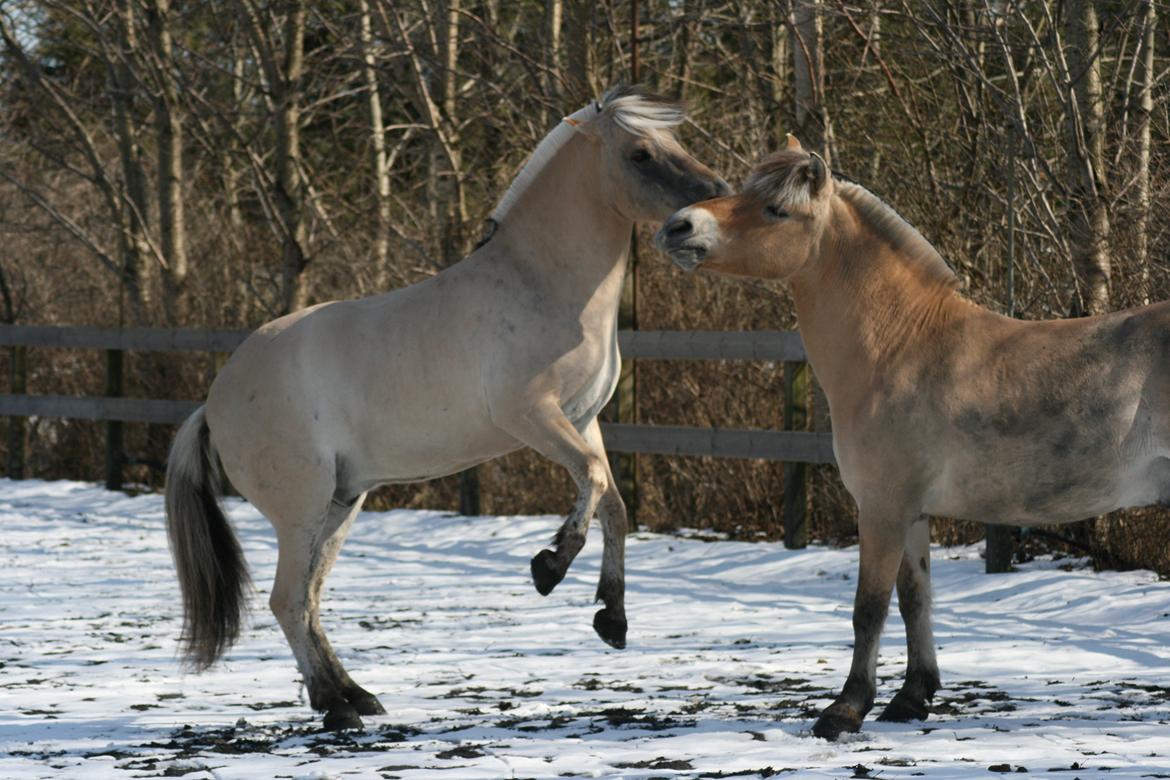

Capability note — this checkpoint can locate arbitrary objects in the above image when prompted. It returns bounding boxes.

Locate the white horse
[165,85,729,730]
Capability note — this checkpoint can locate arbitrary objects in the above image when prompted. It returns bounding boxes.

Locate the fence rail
[0,324,810,362]
[1,324,833,549]
[1,324,1019,570]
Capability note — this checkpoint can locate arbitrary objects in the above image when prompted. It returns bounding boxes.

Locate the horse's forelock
[600,84,685,136]
[745,151,815,208]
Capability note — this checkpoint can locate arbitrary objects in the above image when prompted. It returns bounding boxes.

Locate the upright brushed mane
[834,180,958,288]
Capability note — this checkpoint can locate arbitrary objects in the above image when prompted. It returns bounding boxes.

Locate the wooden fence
[0,324,1018,569]
[0,324,834,548]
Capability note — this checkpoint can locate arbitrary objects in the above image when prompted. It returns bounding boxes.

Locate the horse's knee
[582,455,609,497]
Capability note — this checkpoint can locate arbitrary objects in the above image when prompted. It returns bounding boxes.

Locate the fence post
[7,344,26,478]
[783,361,809,549]
[104,348,124,490]
[459,468,480,516]
[985,524,1013,573]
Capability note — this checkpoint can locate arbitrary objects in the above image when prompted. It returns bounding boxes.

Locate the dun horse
[166,86,728,730]
[657,136,1170,740]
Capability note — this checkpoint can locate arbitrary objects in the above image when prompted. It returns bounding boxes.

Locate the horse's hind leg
[270,493,382,730]
[877,517,940,722]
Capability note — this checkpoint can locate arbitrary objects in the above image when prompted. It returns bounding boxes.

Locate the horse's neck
[494,136,633,311]
[790,199,965,399]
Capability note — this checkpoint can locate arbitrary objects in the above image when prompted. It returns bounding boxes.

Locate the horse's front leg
[582,417,628,648]
[491,401,610,614]
[813,504,912,740]
[877,516,940,722]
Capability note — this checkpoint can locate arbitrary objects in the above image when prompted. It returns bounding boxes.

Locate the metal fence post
[104,348,124,490]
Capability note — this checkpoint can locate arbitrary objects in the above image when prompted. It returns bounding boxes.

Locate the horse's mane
[746,151,957,288]
[833,179,958,289]
[488,85,685,227]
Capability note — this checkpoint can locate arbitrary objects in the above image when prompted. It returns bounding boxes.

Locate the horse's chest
[560,331,621,428]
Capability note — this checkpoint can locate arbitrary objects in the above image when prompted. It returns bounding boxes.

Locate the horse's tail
[165,405,250,671]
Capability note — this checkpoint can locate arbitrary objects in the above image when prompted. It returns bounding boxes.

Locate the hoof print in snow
[530,549,564,596]
[593,608,627,649]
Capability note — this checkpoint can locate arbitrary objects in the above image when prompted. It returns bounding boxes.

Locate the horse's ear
[564,114,601,138]
[785,133,803,152]
[806,152,829,198]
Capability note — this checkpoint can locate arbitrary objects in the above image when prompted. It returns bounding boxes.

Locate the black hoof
[345,686,386,716]
[593,608,627,649]
[877,690,930,722]
[323,702,363,731]
[812,702,863,741]
[531,549,565,596]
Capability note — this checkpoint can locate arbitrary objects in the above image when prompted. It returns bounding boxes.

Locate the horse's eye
[630,149,652,164]
[765,205,790,219]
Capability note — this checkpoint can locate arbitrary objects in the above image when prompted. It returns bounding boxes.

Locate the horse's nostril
[666,218,693,239]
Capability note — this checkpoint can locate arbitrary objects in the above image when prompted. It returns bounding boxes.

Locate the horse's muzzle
[655,212,709,271]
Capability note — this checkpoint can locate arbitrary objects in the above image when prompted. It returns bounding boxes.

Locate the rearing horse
[657,136,1170,740]
[166,86,728,731]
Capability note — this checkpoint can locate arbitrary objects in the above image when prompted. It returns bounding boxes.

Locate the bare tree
[358,0,393,285]
[544,0,563,124]
[1064,0,1112,315]
[144,0,189,323]
[240,0,311,314]
[1135,0,1155,304]
[564,0,593,102]
[790,0,830,162]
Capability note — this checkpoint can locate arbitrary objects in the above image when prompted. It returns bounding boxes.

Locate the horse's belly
[924,447,1165,525]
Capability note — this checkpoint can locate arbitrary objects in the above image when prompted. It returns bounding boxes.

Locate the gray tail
[165,406,250,671]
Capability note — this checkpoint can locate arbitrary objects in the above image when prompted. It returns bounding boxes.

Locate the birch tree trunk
[358,0,393,287]
[111,0,154,323]
[790,0,830,163]
[145,0,189,324]
[544,0,563,125]
[1135,0,1155,305]
[1064,0,1111,316]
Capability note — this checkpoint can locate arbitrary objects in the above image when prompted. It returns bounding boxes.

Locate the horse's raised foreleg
[583,417,628,648]
[813,506,911,740]
[492,402,610,610]
[877,517,940,722]
[271,494,383,731]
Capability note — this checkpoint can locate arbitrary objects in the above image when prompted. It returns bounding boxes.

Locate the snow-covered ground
[1,479,1168,779]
